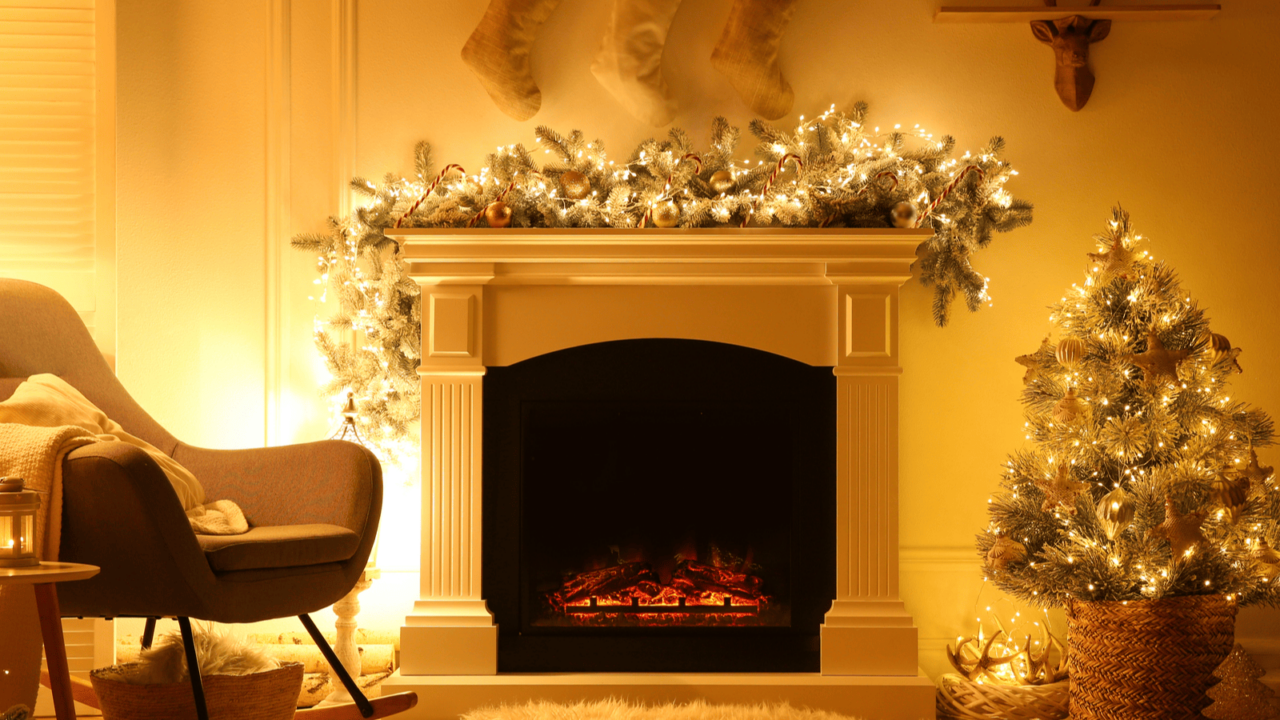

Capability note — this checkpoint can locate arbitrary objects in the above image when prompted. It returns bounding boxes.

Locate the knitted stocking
[591,0,686,127]
[461,0,563,121]
[710,0,799,120]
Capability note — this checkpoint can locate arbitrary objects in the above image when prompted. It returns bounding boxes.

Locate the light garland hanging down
[292,102,1032,462]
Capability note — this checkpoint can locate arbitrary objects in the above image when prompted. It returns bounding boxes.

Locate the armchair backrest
[0,279,179,455]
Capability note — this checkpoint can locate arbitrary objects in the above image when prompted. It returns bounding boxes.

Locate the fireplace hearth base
[382,671,935,720]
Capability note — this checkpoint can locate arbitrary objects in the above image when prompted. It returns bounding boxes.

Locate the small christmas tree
[978,207,1280,607]
[1205,644,1280,720]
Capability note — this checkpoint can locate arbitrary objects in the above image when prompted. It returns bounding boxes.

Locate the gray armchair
[0,279,385,718]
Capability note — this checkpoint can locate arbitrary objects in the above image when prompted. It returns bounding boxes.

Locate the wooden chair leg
[33,583,76,720]
[177,617,209,720]
[298,613,375,718]
[141,616,157,649]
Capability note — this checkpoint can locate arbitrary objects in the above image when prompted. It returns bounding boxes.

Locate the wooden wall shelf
[934,5,1221,23]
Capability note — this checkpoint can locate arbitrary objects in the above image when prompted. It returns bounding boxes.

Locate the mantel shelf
[934,4,1221,23]
[389,227,932,286]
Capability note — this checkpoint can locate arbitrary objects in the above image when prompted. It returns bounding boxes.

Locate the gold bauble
[1096,485,1135,541]
[709,170,735,194]
[1253,539,1280,582]
[561,170,591,200]
[889,201,919,228]
[985,535,1027,572]
[1212,474,1250,523]
[651,200,680,228]
[1057,337,1086,367]
[484,201,512,228]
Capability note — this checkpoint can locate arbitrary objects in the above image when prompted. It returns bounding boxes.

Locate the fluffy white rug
[463,699,863,720]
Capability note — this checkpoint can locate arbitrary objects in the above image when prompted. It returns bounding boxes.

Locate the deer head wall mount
[1032,0,1112,111]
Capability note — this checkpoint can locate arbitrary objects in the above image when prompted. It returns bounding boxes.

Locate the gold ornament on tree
[1127,332,1191,383]
[1210,332,1244,374]
[986,534,1027,572]
[1087,235,1135,277]
[708,169,735,194]
[1252,539,1280,583]
[484,200,512,228]
[1056,337,1086,367]
[1053,387,1083,423]
[1096,485,1135,541]
[651,199,681,228]
[1035,465,1089,515]
[1239,449,1275,489]
[1212,473,1251,524]
[889,201,919,229]
[1146,496,1208,558]
[1203,643,1280,720]
[560,170,591,200]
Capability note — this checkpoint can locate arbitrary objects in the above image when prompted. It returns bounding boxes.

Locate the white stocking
[590,0,686,127]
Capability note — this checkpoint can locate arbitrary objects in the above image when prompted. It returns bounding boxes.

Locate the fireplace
[484,339,835,672]
[385,228,935,720]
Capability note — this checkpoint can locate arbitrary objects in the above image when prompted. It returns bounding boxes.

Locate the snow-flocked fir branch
[294,103,1032,464]
[978,207,1280,609]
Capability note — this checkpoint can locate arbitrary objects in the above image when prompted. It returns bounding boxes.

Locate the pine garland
[978,207,1280,608]
[293,103,1032,462]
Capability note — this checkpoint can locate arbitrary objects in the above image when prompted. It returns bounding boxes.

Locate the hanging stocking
[710,0,799,120]
[461,0,564,121]
[590,0,686,127]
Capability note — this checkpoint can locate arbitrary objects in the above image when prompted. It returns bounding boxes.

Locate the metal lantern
[0,476,40,568]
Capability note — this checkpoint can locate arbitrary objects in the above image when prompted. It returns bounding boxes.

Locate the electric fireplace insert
[484,339,836,673]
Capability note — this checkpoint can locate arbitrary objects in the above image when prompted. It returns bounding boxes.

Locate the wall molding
[332,0,357,217]
[265,0,292,446]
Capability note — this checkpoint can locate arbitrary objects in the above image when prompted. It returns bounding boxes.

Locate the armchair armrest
[171,440,380,536]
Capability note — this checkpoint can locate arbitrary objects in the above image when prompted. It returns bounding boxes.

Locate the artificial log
[554,562,661,604]
[672,560,764,599]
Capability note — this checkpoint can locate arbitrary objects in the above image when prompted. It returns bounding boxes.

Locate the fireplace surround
[382,228,935,720]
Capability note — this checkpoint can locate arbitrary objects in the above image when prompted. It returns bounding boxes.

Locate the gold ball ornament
[1057,337,1086,367]
[709,170,735,194]
[651,200,681,228]
[1212,474,1250,523]
[1210,332,1244,373]
[1252,539,1280,582]
[484,201,512,228]
[889,201,919,229]
[560,170,591,200]
[1096,485,1135,541]
[985,535,1027,572]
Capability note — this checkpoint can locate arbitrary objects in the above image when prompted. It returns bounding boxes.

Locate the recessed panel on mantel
[429,293,476,358]
[483,285,838,368]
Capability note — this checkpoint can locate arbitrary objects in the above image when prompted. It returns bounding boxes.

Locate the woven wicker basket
[90,662,303,720]
[1067,594,1237,720]
[936,674,1070,719]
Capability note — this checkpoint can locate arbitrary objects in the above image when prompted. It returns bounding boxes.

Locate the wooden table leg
[34,583,76,720]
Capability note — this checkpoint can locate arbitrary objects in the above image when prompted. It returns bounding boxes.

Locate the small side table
[0,562,99,720]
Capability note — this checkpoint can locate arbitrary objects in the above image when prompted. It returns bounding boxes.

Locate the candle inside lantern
[0,476,40,568]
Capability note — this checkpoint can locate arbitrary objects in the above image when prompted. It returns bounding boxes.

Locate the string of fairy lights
[979,208,1280,609]
[291,102,1032,469]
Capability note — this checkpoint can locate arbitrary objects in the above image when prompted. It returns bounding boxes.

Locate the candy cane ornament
[915,165,984,228]
[741,153,804,228]
[394,164,466,229]
[640,153,703,228]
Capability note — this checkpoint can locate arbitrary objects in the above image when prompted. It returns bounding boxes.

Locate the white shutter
[0,0,102,333]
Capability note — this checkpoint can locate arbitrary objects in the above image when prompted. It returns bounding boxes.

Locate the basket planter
[935,674,1069,719]
[90,662,303,720]
[1067,594,1237,720]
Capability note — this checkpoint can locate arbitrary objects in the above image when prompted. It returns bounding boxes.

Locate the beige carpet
[463,699,863,720]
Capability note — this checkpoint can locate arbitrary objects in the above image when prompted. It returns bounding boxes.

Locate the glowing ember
[543,556,776,627]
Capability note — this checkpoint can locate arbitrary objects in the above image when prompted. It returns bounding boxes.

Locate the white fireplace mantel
[383,228,935,720]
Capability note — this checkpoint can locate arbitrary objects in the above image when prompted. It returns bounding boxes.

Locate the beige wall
[113,0,1280,675]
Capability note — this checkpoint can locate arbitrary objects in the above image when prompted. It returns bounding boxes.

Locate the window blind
[0,0,98,318]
